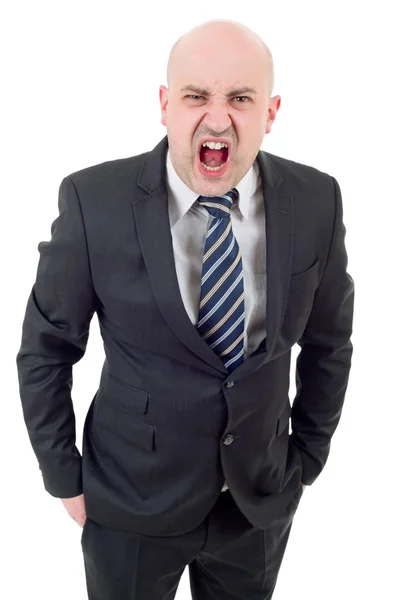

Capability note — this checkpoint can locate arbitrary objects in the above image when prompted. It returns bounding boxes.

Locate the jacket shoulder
[263,151,334,191]
[261,152,339,242]
[65,150,150,188]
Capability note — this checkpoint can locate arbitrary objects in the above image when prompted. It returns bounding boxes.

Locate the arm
[16,176,97,498]
[291,176,355,486]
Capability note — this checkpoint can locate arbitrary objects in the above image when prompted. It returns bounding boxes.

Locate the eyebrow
[181,85,257,96]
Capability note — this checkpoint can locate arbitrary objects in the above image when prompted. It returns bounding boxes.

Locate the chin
[195,181,233,198]
[193,169,237,198]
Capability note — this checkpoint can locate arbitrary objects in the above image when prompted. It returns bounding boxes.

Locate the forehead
[174,65,266,95]
[171,39,268,91]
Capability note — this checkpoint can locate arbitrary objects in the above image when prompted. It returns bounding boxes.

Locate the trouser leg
[188,486,303,599]
[81,515,204,600]
[81,485,303,600]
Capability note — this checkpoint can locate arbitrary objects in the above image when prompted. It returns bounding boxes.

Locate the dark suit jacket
[16,135,354,535]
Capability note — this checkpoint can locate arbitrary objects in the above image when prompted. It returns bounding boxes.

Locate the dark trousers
[81,486,303,600]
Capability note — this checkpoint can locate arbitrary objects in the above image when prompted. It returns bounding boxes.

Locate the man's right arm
[16,176,98,499]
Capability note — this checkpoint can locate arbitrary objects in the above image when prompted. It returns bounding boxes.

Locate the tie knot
[197,189,238,219]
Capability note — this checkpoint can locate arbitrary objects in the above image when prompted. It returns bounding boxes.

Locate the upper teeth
[202,141,228,150]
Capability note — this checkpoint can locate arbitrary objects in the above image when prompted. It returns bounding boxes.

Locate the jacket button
[224,381,235,388]
[223,434,235,445]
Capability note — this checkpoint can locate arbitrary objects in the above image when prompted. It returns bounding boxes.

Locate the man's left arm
[291,176,355,487]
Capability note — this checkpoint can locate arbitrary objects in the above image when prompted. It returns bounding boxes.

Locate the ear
[159,85,168,127]
[265,95,281,134]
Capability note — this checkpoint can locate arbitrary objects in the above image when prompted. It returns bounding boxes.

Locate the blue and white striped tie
[196,189,245,372]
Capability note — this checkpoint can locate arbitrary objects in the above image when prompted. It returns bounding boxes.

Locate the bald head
[167,20,274,98]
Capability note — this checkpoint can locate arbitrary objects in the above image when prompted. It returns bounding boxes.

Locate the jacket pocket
[288,259,319,293]
[95,376,154,452]
[95,398,155,452]
[281,259,320,345]
[105,372,149,415]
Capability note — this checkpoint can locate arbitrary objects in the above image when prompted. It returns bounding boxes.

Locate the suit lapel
[132,136,294,378]
[228,151,294,380]
[258,151,294,361]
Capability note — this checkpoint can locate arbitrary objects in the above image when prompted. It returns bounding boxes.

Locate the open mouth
[199,144,229,172]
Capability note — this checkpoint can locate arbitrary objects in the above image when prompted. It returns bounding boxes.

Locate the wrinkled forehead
[170,60,267,95]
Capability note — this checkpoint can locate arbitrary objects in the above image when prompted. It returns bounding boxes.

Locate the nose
[202,99,232,133]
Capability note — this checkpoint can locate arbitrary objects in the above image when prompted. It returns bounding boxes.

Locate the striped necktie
[196,189,245,372]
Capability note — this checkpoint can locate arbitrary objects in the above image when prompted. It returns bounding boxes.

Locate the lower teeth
[201,161,226,171]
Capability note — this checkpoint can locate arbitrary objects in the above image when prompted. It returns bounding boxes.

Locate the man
[16,18,354,600]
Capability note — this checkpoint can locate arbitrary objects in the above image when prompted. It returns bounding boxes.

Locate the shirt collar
[166,149,258,227]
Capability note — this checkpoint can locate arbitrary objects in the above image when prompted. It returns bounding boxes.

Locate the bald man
[16,19,354,600]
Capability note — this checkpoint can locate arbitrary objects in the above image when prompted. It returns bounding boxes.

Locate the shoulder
[58,151,152,226]
[64,150,150,194]
[259,152,340,241]
[262,150,335,193]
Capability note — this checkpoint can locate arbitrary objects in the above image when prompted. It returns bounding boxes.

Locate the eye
[184,95,252,103]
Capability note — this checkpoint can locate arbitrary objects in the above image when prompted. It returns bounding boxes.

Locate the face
[159,31,281,197]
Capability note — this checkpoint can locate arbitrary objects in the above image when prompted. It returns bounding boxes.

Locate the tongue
[201,148,226,167]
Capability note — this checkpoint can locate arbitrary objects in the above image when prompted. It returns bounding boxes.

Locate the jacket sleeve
[290,176,355,485]
[16,176,98,498]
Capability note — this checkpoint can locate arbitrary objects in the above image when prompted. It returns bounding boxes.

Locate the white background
[2,1,399,598]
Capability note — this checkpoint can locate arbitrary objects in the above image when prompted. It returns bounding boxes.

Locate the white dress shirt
[165,149,267,491]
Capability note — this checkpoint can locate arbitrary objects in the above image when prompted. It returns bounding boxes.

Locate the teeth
[201,161,226,171]
[202,141,228,150]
